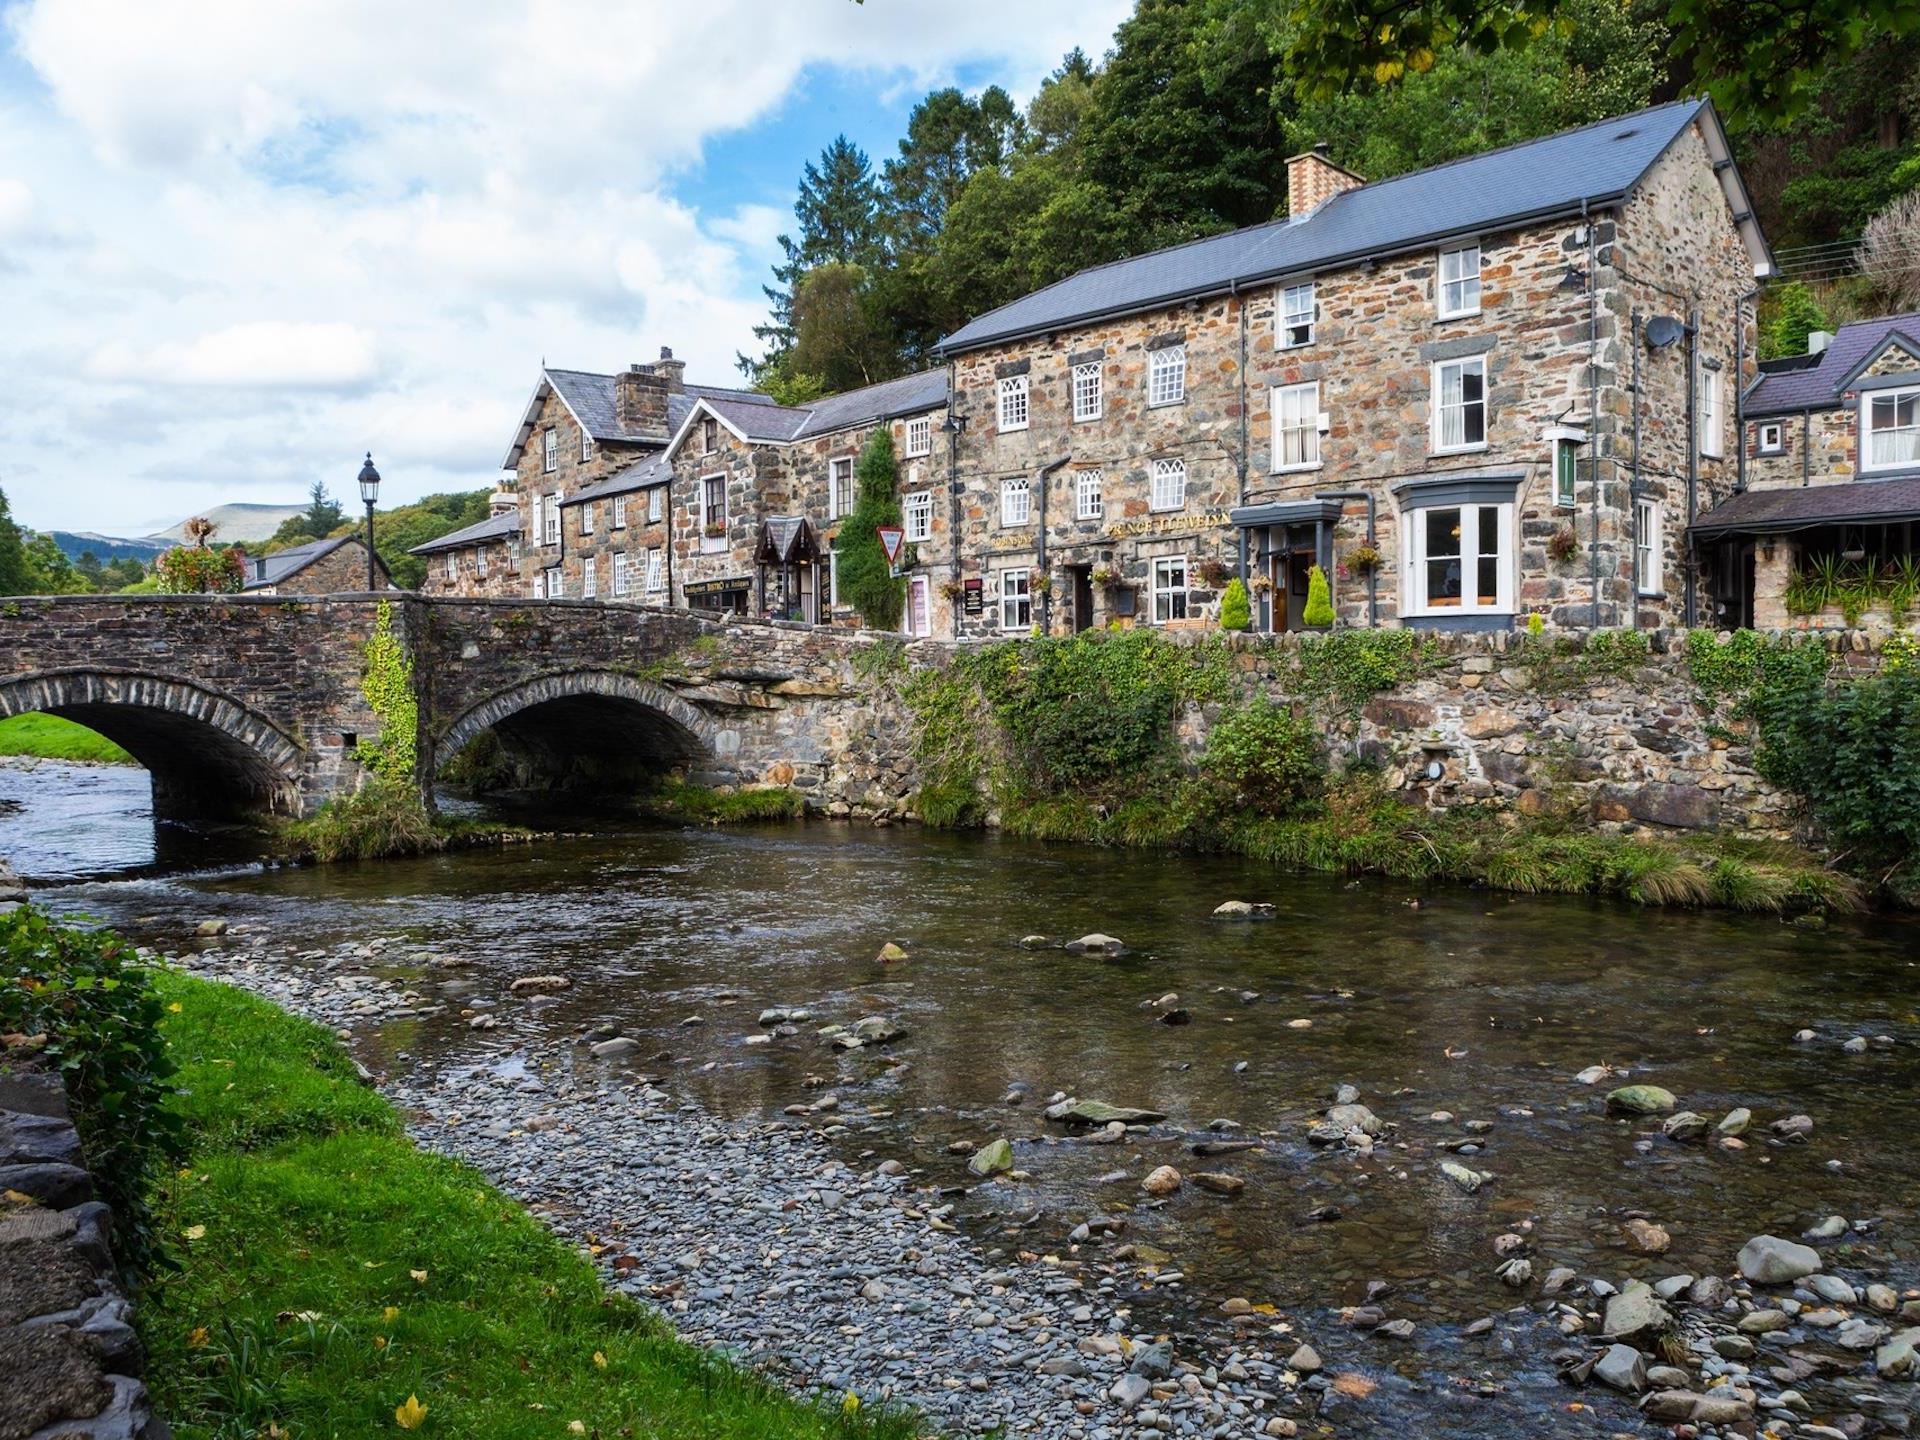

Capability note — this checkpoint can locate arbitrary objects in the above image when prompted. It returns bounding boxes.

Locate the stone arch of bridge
[0,669,305,819]
[435,670,716,790]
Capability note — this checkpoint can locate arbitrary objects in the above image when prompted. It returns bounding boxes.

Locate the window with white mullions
[998,570,1031,630]
[1405,502,1512,615]
[1280,283,1314,347]
[543,429,558,473]
[1433,357,1487,452]
[830,457,855,518]
[1072,362,1102,422]
[997,374,1029,432]
[1075,469,1103,520]
[1001,477,1031,526]
[612,553,630,596]
[1865,386,1920,470]
[1151,555,1190,623]
[645,548,664,593]
[1699,368,1724,458]
[1438,244,1481,318]
[905,416,932,457]
[1148,345,1185,406]
[1634,498,1662,594]
[1272,382,1320,470]
[904,491,933,542]
[1150,457,1186,512]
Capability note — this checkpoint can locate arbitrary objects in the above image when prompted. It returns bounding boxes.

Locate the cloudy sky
[0,0,1130,535]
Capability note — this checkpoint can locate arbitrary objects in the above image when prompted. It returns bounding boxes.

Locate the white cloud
[0,0,1131,531]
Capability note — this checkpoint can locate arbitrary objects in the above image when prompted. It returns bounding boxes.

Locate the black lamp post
[357,452,381,590]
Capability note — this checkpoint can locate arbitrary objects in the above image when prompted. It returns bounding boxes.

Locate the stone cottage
[1693,310,1920,628]
[241,535,392,594]
[411,490,522,597]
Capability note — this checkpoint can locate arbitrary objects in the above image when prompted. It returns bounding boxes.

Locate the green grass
[143,972,919,1440]
[638,781,806,824]
[0,712,133,763]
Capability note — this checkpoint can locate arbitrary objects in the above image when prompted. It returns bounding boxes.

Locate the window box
[703,521,728,539]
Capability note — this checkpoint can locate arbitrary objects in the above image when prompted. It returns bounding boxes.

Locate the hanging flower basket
[1091,565,1119,587]
[940,578,966,601]
[1197,558,1231,590]
[1547,525,1578,565]
[1031,569,1054,596]
[1345,544,1383,576]
[1250,574,1274,594]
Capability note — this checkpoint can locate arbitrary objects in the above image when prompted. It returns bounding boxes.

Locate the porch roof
[1691,478,1920,538]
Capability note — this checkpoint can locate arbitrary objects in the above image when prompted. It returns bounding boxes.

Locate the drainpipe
[1035,454,1071,634]
[1802,412,1812,487]
[1584,199,1602,627]
[1685,306,1701,628]
[1630,312,1644,630]
[1314,489,1377,628]
[1733,286,1760,493]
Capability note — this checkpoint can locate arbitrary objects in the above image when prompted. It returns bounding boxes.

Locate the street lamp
[357,452,381,590]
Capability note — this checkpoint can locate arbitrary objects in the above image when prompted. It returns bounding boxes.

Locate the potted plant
[940,578,965,601]
[703,520,727,539]
[1345,544,1382,576]
[1301,564,1335,627]
[1250,574,1274,595]
[1091,564,1118,587]
[1547,526,1578,565]
[1197,557,1231,590]
[1032,569,1054,596]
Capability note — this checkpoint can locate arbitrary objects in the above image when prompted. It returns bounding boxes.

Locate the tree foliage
[0,486,90,595]
[832,428,906,630]
[1760,281,1834,359]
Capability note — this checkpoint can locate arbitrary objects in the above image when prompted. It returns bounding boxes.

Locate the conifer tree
[833,428,905,631]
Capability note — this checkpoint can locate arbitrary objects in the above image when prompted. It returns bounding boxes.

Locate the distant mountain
[148,503,307,545]
[47,531,173,564]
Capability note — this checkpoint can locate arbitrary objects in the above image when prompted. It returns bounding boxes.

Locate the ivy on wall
[356,600,418,786]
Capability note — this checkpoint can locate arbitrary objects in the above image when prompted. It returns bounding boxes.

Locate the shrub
[1302,564,1334,626]
[0,908,184,1274]
[833,428,905,630]
[156,544,245,594]
[1202,699,1324,817]
[284,780,440,862]
[1218,576,1251,631]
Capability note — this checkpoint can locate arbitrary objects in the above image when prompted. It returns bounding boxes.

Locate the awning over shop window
[754,516,820,566]
[1691,478,1920,539]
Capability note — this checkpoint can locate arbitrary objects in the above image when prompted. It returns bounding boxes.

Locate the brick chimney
[642,344,687,393]
[488,489,516,517]
[613,364,670,439]
[1286,143,1363,219]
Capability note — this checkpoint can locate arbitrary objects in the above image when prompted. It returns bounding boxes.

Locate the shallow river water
[6,759,1919,1435]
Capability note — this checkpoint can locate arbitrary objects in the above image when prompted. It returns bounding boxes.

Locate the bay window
[1151,555,1190,623]
[1401,491,1514,618]
[1865,385,1920,471]
[1433,357,1487,452]
[1272,382,1321,470]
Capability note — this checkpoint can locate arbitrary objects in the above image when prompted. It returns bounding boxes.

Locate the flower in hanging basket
[940,578,965,600]
[1197,558,1232,590]
[1031,569,1054,595]
[1250,574,1274,594]
[1345,544,1383,575]
[1090,565,1118,587]
[1547,525,1579,564]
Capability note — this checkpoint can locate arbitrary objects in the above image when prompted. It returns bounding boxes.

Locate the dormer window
[543,429,558,474]
[1438,244,1481,319]
[1865,386,1920,471]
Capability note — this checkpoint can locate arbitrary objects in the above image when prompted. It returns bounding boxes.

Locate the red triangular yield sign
[877,525,906,567]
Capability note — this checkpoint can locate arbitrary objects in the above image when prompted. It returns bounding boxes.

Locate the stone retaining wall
[0,1068,168,1440]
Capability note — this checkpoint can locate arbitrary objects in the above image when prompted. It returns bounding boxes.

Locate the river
[6,758,1919,1435]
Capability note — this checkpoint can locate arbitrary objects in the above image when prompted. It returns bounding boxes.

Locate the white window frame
[542,564,562,599]
[997,374,1029,433]
[580,429,592,463]
[1757,421,1785,455]
[645,547,665,593]
[1148,344,1186,407]
[541,492,560,546]
[1634,498,1662,595]
[1280,283,1314,348]
[1438,244,1482,319]
[829,456,856,519]
[1075,469,1103,520]
[904,574,931,638]
[1432,357,1489,454]
[1863,384,1920,473]
[997,569,1032,631]
[531,570,545,600]
[580,500,594,536]
[476,546,488,579]
[702,417,719,455]
[444,552,457,581]
[1150,456,1186,513]
[904,490,933,542]
[700,472,727,551]
[648,487,663,524]
[1699,368,1724,458]
[612,495,628,529]
[1001,476,1031,527]
[1271,382,1321,472]
[905,416,932,458]
[612,552,630,597]
[1402,499,1515,617]
[1151,555,1190,624]
[582,555,598,600]
[1072,362,1103,423]
[543,429,558,474]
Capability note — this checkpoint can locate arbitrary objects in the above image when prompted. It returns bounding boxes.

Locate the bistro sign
[1103,508,1231,539]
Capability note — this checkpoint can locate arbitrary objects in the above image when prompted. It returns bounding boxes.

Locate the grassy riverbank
[0,713,132,763]
[142,971,915,1440]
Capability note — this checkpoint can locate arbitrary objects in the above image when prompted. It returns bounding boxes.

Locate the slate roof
[791,369,949,439]
[242,535,385,590]
[565,454,674,506]
[1692,477,1920,537]
[409,510,522,555]
[1745,312,1920,416]
[503,369,775,467]
[938,99,1768,354]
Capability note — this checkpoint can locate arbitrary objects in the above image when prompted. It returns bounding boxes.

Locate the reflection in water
[9,762,1920,1431]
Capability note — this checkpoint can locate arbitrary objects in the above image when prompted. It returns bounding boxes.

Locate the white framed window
[1150,456,1186,512]
[998,569,1031,631]
[1280,283,1314,347]
[904,575,931,638]
[904,491,933,542]
[1634,498,1662,595]
[1404,501,1513,615]
[1072,362,1103,422]
[543,429,558,474]
[1864,386,1919,471]
[1699,368,1724,457]
[543,564,562,598]
[612,495,628,529]
[1151,555,1190,624]
[645,547,664,593]
[701,473,727,548]
[444,552,457,581]
[476,546,488,579]
[826,550,839,608]
[580,501,595,536]
[1438,244,1481,318]
[582,556,598,599]
[1272,382,1321,471]
[612,553,630,596]
[531,570,545,599]
[1433,357,1488,452]
[905,416,932,458]
[1076,469,1103,520]
[580,429,592,463]
[1148,345,1186,407]
[648,487,663,523]
[1757,421,1785,455]
[1001,476,1031,526]
[1554,437,1579,508]
[830,457,856,518]
[541,493,560,546]
[997,374,1029,432]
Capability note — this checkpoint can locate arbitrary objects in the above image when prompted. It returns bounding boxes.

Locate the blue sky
[0,1,1129,534]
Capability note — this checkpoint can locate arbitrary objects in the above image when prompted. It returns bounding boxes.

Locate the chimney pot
[660,345,673,360]
[1807,330,1835,356]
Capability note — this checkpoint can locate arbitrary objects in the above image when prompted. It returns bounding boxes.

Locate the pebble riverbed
[162,923,1920,1440]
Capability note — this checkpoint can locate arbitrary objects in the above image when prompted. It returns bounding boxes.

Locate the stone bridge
[0,594,928,819]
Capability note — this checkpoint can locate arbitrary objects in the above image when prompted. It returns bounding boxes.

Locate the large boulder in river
[968,1138,1014,1177]
[1606,1084,1677,1116]
[1064,933,1126,954]
[1602,1281,1672,1345]
[1737,1235,1822,1285]
[1045,1098,1168,1126]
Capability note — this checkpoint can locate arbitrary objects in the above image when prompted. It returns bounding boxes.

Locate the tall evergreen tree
[833,428,905,631]
[749,136,886,377]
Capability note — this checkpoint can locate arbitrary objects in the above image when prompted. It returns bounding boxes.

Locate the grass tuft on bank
[144,971,917,1440]
[638,781,807,824]
[0,712,134,764]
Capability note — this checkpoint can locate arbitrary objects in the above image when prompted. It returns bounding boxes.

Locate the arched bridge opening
[435,672,720,797]
[0,672,304,821]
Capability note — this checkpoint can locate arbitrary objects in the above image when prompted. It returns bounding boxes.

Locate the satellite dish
[1644,315,1686,349]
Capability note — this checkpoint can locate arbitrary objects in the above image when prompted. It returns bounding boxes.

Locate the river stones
[1141,1165,1182,1196]
[589,1036,640,1057]
[968,1139,1014,1177]
[1190,1172,1243,1196]
[1660,1111,1708,1142]
[1594,1343,1648,1393]
[1441,1161,1489,1193]
[1606,1084,1677,1115]
[1064,933,1126,955]
[875,942,909,963]
[1045,1099,1168,1126]
[508,975,570,994]
[1623,1218,1671,1254]
[1212,901,1274,919]
[1717,1107,1751,1135]
[1602,1281,1671,1344]
[1738,1234,1822,1285]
